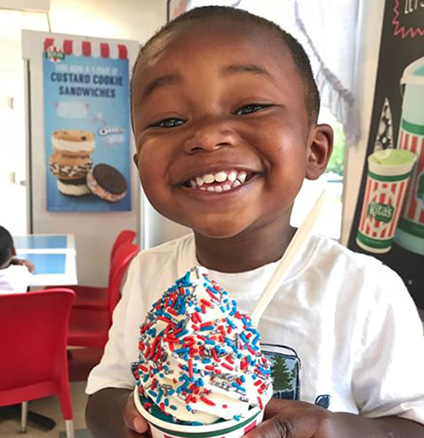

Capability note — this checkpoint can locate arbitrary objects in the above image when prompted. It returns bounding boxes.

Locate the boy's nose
[183,118,238,154]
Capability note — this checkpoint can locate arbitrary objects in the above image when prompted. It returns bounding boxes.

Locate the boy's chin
[191,223,251,240]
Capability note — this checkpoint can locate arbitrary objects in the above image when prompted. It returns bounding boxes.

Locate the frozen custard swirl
[132,266,273,425]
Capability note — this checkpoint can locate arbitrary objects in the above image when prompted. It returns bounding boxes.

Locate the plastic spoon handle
[250,189,327,326]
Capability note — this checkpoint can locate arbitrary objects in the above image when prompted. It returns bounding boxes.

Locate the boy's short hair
[131,6,320,123]
[0,226,14,268]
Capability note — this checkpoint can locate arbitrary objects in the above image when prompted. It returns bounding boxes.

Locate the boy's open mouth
[183,170,253,193]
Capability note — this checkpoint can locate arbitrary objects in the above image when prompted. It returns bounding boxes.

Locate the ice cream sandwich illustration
[49,152,92,196]
[87,163,127,202]
[52,129,95,156]
[49,129,96,196]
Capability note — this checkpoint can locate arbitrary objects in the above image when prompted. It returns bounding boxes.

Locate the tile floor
[0,381,89,437]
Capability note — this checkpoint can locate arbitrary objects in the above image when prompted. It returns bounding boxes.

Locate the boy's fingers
[122,397,149,434]
[263,398,292,419]
[244,415,320,438]
[244,399,332,438]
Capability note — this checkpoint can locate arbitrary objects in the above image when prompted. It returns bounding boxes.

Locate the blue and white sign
[43,39,132,212]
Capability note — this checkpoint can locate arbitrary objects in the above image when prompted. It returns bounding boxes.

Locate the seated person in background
[0,225,34,293]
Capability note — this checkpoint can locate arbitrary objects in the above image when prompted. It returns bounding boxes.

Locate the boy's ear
[133,153,139,169]
[305,123,334,180]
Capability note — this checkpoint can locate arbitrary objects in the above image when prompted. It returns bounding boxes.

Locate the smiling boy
[85,7,424,438]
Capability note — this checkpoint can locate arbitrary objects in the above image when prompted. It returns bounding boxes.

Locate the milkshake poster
[348,0,424,307]
[43,38,132,212]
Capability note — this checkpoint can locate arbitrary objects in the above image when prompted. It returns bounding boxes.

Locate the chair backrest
[107,241,139,316]
[0,288,75,417]
[109,230,136,284]
[110,230,136,263]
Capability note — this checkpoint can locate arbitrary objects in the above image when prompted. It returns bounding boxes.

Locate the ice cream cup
[394,57,424,255]
[356,149,417,253]
[133,388,265,438]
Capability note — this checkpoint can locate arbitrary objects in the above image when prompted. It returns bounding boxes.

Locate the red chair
[53,229,136,311]
[110,229,136,264]
[67,241,138,349]
[0,289,75,437]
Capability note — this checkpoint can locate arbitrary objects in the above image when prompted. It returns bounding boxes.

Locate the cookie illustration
[52,129,96,156]
[49,129,96,197]
[87,163,127,202]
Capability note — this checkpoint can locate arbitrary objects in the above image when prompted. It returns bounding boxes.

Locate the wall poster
[348,0,424,307]
[43,38,132,212]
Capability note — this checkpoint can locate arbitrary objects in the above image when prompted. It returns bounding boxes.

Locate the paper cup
[356,149,417,253]
[133,388,264,438]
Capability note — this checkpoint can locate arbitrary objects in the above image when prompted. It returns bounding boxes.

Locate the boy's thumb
[123,397,149,434]
[131,415,149,434]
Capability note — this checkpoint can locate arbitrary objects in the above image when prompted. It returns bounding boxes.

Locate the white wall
[48,0,165,41]
[341,0,385,245]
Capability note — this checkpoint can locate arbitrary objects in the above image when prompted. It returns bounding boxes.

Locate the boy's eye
[152,118,184,128]
[236,104,270,115]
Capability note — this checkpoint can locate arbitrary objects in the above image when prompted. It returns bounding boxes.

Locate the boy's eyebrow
[222,63,272,78]
[140,64,272,100]
[142,74,182,99]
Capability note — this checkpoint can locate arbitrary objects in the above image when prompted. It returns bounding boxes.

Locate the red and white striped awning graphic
[44,38,128,59]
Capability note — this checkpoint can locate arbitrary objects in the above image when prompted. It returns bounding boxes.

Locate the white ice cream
[133,266,273,425]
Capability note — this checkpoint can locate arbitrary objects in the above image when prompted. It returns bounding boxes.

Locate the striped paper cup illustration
[394,57,424,255]
[133,388,264,438]
[356,149,417,253]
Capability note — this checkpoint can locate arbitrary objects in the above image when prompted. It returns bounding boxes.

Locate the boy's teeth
[189,170,250,191]
[214,171,227,182]
[227,171,237,182]
[203,174,215,184]
[238,172,247,183]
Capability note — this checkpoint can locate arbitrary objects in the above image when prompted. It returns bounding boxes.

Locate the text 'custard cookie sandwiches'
[49,129,96,196]
[132,266,273,438]
[87,163,128,203]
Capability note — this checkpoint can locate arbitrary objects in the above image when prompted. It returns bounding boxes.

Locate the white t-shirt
[86,233,424,424]
[0,264,32,293]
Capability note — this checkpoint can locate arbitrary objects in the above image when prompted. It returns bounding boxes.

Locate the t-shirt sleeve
[85,257,140,395]
[352,263,424,424]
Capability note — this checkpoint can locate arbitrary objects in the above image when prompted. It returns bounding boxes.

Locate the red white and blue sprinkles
[132,266,273,425]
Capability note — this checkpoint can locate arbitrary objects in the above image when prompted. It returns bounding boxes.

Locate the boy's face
[132,19,332,240]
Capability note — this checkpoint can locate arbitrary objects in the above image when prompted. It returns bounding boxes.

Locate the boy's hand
[123,395,150,436]
[244,398,334,438]
[244,398,424,438]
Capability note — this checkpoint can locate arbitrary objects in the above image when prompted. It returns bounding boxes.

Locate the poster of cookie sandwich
[43,38,131,212]
[348,0,424,307]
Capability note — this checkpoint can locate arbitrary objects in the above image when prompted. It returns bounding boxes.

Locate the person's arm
[10,257,35,273]
[244,398,424,438]
[86,388,149,438]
